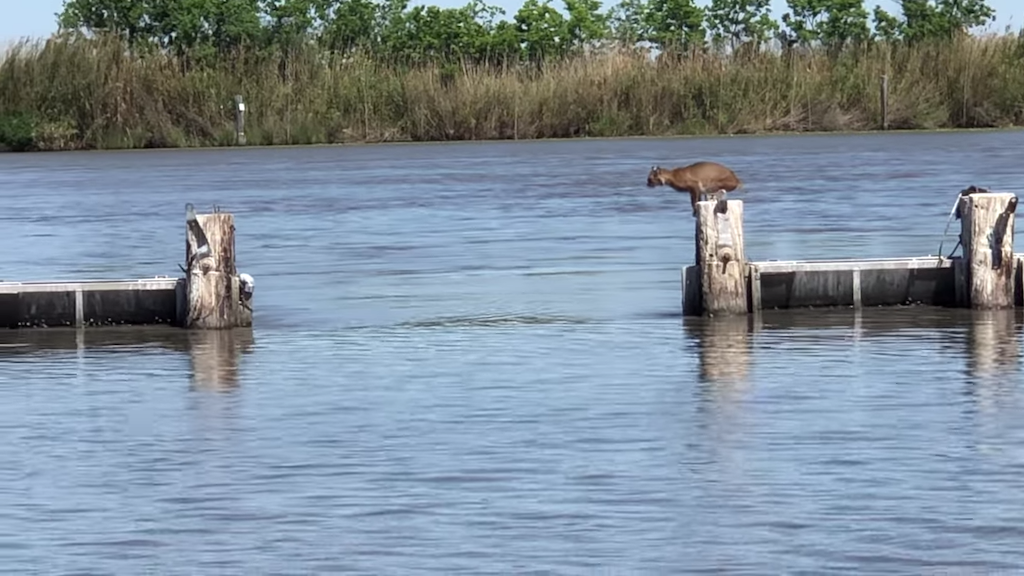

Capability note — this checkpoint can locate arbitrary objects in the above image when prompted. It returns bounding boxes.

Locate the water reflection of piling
[683,316,757,448]
[963,309,1021,420]
[187,328,255,392]
[965,309,1020,379]
[684,316,755,398]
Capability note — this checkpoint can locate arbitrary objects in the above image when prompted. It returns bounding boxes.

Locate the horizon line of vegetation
[0,0,1022,152]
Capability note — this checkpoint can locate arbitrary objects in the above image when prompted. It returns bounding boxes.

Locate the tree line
[56,0,1003,67]
[0,0,1017,152]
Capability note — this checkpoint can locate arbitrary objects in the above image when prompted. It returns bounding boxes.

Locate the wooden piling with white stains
[957,191,1018,310]
[185,207,252,330]
[684,199,747,316]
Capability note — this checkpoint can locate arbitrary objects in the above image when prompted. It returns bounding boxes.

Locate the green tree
[57,0,153,49]
[781,0,869,52]
[514,0,568,62]
[563,0,610,53]
[645,0,705,54]
[400,3,494,62]
[871,5,901,41]
[899,0,994,42]
[375,0,417,61]
[54,0,1007,71]
[705,0,778,52]
[464,1,520,62]
[318,0,380,54]
[606,0,650,46]
[263,0,318,49]
[486,19,526,62]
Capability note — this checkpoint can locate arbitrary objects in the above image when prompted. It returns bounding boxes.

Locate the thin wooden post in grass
[684,199,747,316]
[514,92,519,141]
[958,191,1018,310]
[234,95,247,145]
[880,75,889,130]
[184,204,247,329]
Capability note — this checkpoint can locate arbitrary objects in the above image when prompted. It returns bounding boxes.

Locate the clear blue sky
[1,0,1020,44]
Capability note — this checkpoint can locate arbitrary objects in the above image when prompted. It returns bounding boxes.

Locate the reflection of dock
[685,308,1023,384]
[0,325,192,353]
[752,307,988,334]
[0,326,255,391]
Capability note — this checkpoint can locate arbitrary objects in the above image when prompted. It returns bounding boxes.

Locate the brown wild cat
[646,161,743,216]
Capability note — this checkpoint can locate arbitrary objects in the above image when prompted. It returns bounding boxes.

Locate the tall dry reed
[1,33,1022,151]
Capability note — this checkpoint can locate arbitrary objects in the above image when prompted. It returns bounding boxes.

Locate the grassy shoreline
[5,125,1024,156]
[2,33,1023,153]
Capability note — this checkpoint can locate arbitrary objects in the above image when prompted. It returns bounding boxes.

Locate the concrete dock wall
[0,278,181,328]
[751,257,960,311]
[684,255,1024,313]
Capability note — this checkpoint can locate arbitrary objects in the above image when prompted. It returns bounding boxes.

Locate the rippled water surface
[2,131,1024,574]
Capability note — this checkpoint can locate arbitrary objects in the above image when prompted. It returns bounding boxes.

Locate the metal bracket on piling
[939,185,991,259]
[185,203,212,271]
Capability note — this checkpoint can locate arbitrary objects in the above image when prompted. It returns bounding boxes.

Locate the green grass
[1,32,1023,152]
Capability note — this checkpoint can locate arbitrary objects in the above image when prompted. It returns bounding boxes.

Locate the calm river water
[2,130,1024,574]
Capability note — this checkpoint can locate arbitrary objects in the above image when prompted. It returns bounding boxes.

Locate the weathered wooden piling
[183,205,251,330]
[683,199,747,316]
[957,191,1018,310]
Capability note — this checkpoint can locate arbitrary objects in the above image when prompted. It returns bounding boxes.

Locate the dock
[683,188,1020,316]
[0,205,253,330]
[0,278,180,328]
